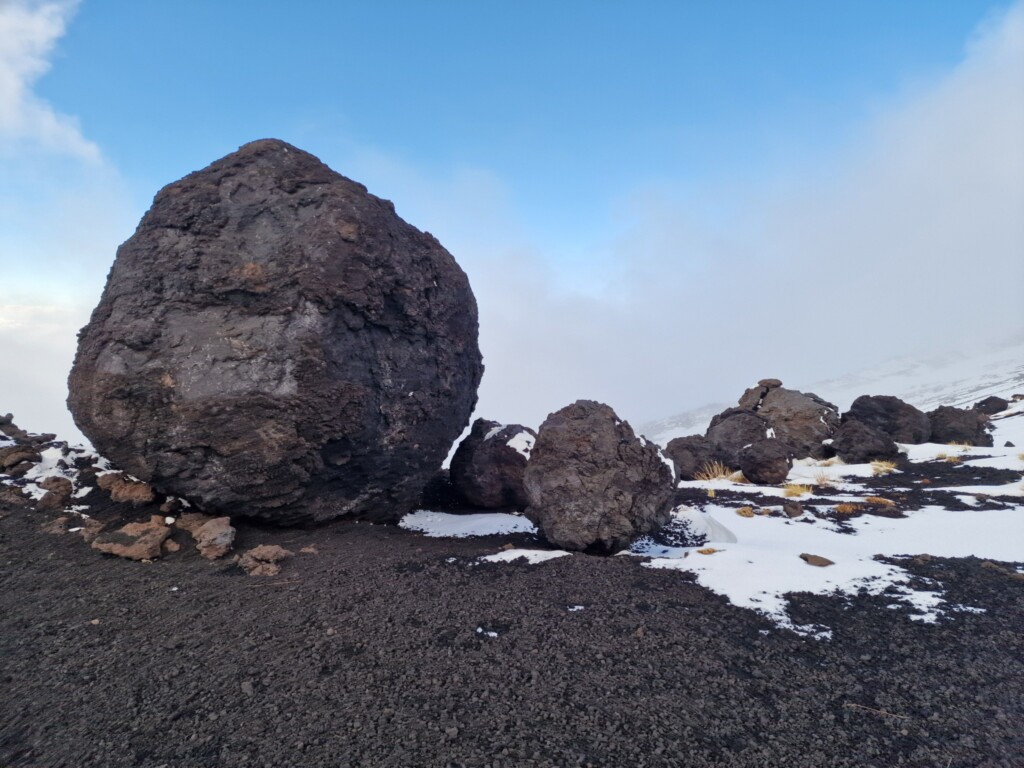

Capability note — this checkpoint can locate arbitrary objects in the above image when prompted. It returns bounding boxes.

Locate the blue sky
[39,1,1003,245]
[2,0,1023,438]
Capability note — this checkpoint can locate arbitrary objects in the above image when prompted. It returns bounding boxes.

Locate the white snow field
[401,383,1023,638]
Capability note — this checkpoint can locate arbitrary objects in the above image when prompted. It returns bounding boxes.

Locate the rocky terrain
[2,141,1022,766]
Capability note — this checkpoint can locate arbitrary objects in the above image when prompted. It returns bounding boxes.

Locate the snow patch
[480,549,570,564]
[399,510,536,538]
[506,430,535,459]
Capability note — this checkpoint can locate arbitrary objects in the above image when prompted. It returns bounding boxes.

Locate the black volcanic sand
[2,502,1023,768]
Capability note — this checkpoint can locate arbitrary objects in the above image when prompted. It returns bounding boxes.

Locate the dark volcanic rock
[754,388,839,460]
[843,395,930,444]
[449,419,536,510]
[832,420,901,464]
[664,434,720,480]
[705,410,769,468]
[523,400,675,553]
[928,406,993,447]
[67,139,483,524]
[738,439,792,485]
[973,396,1009,416]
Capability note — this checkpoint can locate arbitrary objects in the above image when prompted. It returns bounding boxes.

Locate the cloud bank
[0,0,97,159]
[364,1,1024,431]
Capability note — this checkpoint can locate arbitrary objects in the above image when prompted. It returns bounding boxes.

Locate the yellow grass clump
[835,503,861,515]
[783,484,812,497]
[697,548,720,555]
[1018,452,1024,462]
[865,496,895,506]
[735,506,755,518]
[813,471,836,487]
[870,460,898,476]
[707,488,716,499]
[728,470,750,484]
[944,454,963,464]
[694,461,732,482]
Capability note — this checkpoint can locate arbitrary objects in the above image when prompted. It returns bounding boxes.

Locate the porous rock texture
[842,395,931,444]
[449,419,536,510]
[523,400,674,553]
[831,420,900,464]
[68,140,483,524]
[705,409,770,468]
[738,439,792,485]
[751,387,840,460]
[928,406,993,447]
[664,434,720,480]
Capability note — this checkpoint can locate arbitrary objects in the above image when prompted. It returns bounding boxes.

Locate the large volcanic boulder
[523,401,675,553]
[831,420,900,464]
[738,439,792,485]
[664,434,720,480]
[842,396,930,444]
[705,409,770,468]
[68,140,483,524]
[927,406,993,447]
[449,418,536,510]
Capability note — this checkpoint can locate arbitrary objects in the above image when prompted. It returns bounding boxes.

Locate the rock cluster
[68,139,483,525]
[523,401,675,553]
[665,380,837,481]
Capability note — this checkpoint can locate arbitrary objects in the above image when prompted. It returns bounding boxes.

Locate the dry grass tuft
[1018,452,1024,462]
[819,456,845,467]
[694,461,732,482]
[865,496,895,506]
[735,506,755,518]
[697,548,719,555]
[944,455,963,464]
[813,470,836,487]
[706,488,716,499]
[783,484,812,498]
[871,460,898,476]
[728,470,750,484]
[835,503,861,515]
[949,441,974,450]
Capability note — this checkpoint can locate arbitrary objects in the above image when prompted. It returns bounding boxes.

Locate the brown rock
[176,511,211,535]
[78,518,104,543]
[160,497,186,515]
[41,516,71,534]
[36,491,69,513]
[799,553,834,567]
[0,445,41,470]
[758,378,783,389]
[237,544,293,577]
[163,538,182,553]
[39,476,73,496]
[195,517,236,560]
[97,473,156,505]
[783,501,804,518]
[91,518,170,560]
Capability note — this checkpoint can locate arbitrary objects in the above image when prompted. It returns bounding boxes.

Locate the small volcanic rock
[237,545,293,577]
[799,553,835,567]
[194,517,236,560]
[96,473,157,505]
[91,516,171,560]
[783,501,805,518]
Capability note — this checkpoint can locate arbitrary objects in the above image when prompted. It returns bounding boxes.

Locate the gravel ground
[2,501,1022,768]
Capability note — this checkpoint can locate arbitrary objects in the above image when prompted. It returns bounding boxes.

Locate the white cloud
[0,0,97,159]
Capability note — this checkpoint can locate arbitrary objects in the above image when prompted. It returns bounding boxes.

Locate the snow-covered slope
[643,339,1024,445]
